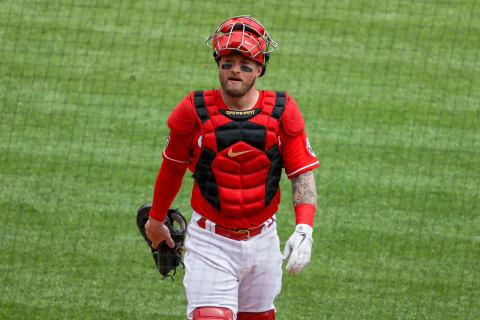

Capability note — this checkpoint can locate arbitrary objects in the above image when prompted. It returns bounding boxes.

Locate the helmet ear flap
[259,53,269,77]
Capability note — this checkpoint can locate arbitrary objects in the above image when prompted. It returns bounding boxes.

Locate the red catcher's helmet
[205,15,278,75]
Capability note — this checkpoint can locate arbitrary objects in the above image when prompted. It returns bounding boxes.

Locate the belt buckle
[231,229,250,240]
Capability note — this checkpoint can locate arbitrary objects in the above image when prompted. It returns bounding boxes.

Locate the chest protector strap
[192,90,286,218]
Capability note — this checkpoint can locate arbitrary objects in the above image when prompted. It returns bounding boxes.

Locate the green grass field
[1,0,479,319]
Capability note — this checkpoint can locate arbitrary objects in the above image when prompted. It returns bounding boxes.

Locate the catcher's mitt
[136,202,187,279]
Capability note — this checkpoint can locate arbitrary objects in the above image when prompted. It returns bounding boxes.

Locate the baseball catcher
[144,15,320,320]
[136,202,187,279]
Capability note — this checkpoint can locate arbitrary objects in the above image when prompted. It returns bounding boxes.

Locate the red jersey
[156,89,319,228]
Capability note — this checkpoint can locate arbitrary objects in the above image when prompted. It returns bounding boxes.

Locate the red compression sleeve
[294,203,316,227]
[149,160,187,221]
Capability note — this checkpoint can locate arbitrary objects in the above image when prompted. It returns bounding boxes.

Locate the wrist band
[294,203,316,227]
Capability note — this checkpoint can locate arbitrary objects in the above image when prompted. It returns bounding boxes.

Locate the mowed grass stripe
[1,0,479,319]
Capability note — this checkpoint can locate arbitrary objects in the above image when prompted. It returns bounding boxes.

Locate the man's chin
[223,81,257,97]
[221,84,246,97]
[224,88,246,97]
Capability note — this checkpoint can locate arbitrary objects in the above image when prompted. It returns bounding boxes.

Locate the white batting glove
[282,224,313,274]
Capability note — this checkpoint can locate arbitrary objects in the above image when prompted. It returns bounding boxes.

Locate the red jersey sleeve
[162,132,192,164]
[150,130,191,221]
[162,92,200,164]
[279,95,320,178]
[150,93,198,221]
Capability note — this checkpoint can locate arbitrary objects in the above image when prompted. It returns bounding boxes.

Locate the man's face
[218,54,263,97]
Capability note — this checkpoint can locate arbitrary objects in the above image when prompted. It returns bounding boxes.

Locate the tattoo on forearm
[291,171,317,206]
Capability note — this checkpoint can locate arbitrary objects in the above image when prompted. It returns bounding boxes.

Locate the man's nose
[229,63,242,72]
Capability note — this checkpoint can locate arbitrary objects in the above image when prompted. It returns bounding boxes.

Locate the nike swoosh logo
[228,148,254,157]
[298,234,307,246]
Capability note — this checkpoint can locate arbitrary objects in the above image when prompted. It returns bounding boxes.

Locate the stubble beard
[219,74,256,98]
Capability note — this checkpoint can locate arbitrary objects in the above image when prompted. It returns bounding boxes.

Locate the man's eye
[221,64,232,70]
[240,66,253,72]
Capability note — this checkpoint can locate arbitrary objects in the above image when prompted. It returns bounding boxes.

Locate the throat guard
[192,90,286,219]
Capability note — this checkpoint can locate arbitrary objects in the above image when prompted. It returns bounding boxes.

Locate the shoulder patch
[281,95,305,136]
[167,92,198,134]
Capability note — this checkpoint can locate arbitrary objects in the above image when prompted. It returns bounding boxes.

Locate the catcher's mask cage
[205,15,278,76]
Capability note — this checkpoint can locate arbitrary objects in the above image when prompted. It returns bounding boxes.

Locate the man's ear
[256,64,263,77]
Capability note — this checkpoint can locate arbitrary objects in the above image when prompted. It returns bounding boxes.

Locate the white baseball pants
[184,211,283,319]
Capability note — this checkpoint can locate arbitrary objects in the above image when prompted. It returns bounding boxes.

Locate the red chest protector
[191,89,286,220]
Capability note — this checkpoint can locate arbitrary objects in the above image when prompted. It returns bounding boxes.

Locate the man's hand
[145,216,175,249]
[282,224,313,274]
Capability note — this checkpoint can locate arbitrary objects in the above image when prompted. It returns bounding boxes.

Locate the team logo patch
[306,137,316,157]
